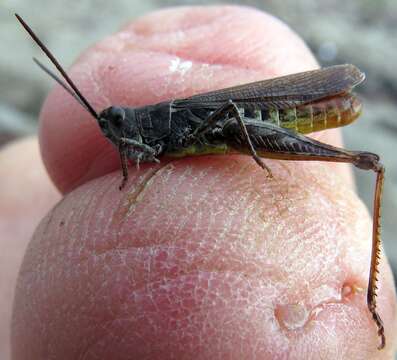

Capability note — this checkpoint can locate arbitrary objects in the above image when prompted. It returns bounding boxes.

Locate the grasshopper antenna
[15,13,99,120]
[32,57,91,114]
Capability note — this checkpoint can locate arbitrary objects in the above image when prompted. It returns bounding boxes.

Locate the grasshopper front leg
[117,138,161,190]
[118,141,129,190]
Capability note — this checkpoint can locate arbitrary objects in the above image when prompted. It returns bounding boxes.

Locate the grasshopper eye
[108,106,125,128]
[113,114,123,127]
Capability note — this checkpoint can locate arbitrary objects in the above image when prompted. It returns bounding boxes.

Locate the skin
[4,5,396,359]
[0,137,60,360]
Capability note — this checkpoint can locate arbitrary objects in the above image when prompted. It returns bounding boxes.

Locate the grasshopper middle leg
[188,101,273,176]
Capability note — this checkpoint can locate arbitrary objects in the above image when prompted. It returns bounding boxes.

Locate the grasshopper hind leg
[222,120,386,349]
[356,153,385,350]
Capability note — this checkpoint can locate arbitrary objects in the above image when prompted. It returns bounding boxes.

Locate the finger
[38,5,353,194]
[12,158,396,359]
[0,137,60,360]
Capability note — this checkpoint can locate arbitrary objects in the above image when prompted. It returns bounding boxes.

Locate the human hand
[7,6,396,359]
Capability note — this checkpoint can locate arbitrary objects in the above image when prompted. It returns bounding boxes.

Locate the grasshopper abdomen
[264,93,362,134]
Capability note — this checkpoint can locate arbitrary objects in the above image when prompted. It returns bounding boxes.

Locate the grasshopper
[16,13,386,349]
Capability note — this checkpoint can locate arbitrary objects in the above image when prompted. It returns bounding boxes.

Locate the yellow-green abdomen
[268,93,362,134]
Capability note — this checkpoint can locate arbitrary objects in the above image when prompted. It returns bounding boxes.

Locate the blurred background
[1,0,396,277]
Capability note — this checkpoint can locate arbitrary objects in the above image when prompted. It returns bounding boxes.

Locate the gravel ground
[1,0,396,322]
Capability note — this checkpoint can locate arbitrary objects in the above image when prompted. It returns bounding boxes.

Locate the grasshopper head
[98,106,138,145]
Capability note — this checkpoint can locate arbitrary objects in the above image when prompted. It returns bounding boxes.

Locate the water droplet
[276,283,363,331]
[342,284,352,297]
[342,283,364,298]
[275,303,309,330]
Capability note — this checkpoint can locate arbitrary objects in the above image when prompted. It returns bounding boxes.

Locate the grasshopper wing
[174,64,364,110]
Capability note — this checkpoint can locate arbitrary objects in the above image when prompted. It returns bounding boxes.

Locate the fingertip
[11,156,396,359]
